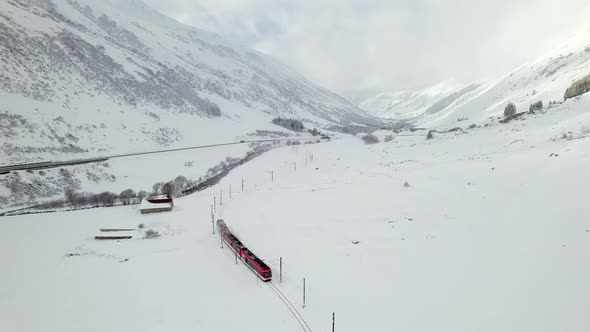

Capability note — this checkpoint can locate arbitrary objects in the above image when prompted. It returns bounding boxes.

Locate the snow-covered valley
[359,29,590,129]
[0,0,380,208]
[2,94,590,331]
[2,0,590,331]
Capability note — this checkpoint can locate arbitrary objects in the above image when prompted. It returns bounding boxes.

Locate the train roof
[243,249,270,270]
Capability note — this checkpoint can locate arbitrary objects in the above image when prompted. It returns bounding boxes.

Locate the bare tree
[173,176,188,195]
[119,189,136,205]
[97,192,117,206]
[64,187,77,206]
[152,182,163,195]
[162,181,174,196]
[137,190,148,202]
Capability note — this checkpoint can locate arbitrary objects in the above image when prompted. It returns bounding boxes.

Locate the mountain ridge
[0,0,377,164]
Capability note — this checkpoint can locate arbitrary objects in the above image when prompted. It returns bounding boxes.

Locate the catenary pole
[303,277,306,308]
[280,257,283,283]
[333,312,335,332]
[211,205,215,234]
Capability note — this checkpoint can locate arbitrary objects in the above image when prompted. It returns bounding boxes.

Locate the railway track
[267,282,313,332]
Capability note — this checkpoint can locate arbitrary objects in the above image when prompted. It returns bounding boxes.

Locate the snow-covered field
[2,95,590,331]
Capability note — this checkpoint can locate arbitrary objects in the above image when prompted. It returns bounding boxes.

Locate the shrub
[97,192,117,207]
[529,100,543,112]
[361,133,379,144]
[468,124,477,129]
[272,117,304,132]
[144,229,160,239]
[504,102,516,117]
[138,223,145,229]
[309,128,320,136]
[564,73,590,100]
[384,135,394,142]
[426,131,433,140]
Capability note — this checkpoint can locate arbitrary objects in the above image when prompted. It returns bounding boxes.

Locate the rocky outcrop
[564,73,590,100]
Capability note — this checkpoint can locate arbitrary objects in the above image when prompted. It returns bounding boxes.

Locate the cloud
[142,0,590,93]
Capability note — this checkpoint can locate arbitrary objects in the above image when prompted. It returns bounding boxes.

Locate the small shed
[140,198,173,214]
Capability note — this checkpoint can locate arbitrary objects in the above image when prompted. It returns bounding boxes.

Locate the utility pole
[229,184,232,198]
[280,257,283,283]
[271,170,274,182]
[241,178,244,192]
[294,162,296,172]
[303,277,306,308]
[220,189,223,205]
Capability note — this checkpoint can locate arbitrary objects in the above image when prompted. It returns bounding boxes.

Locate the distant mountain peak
[358,80,479,120]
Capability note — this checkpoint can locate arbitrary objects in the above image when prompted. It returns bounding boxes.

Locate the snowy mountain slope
[3,95,590,331]
[0,0,377,164]
[359,79,480,119]
[416,29,590,128]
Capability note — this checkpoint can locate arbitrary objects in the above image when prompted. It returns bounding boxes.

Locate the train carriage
[216,219,272,281]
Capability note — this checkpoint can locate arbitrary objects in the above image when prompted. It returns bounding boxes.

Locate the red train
[217,219,272,281]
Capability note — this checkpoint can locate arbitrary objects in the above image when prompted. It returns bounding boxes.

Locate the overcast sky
[143,0,590,94]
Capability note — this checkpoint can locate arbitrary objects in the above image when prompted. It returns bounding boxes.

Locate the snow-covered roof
[148,194,171,200]
[140,199,172,210]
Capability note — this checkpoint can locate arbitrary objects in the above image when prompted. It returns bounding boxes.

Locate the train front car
[216,219,272,281]
[241,248,272,282]
[216,219,229,235]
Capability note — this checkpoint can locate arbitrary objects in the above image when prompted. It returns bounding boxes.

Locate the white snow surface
[2,95,590,331]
